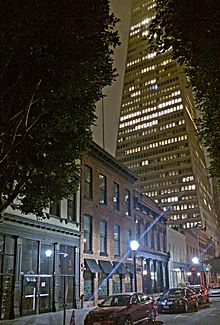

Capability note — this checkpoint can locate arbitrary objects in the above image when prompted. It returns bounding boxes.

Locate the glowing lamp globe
[130,240,139,251]
[192,256,199,264]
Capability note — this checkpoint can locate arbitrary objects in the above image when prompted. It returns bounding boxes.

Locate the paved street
[157,296,220,325]
[1,297,220,324]
[0,308,92,325]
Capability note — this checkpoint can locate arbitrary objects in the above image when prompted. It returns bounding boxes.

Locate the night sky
[92,0,132,156]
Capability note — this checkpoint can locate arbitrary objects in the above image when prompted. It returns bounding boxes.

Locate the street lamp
[192,256,203,285]
[45,249,53,257]
[192,256,199,265]
[130,240,139,292]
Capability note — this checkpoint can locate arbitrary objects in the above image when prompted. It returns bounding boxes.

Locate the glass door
[21,240,54,316]
[38,275,53,313]
[21,273,37,315]
[21,274,53,315]
[39,244,53,313]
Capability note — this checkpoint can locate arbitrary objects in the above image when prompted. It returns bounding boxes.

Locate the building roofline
[87,141,138,183]
[134,190,163,214]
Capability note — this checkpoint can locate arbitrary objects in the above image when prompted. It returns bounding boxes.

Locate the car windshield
[100,295,130,307]
[162,289,184,299]
[212,286,220,290]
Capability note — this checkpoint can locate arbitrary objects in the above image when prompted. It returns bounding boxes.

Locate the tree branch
[25,79,42,127]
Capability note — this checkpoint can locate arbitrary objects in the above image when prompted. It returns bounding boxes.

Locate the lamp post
[192,256,208,286]
[192,256,199,265]
[130,240,139,292]
[192,256,201,285]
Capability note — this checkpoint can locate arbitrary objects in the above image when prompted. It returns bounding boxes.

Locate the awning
[113,261,126,274]
[126,263,134,275]
[188,264,205,272]
[99,260,114,274]
[85,259,102,273]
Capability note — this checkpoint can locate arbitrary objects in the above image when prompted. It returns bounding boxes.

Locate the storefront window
[3,236,15,274]
[3,255,14,274]
[21,239,38,274]
[0,235,15,320]
[21,240,54,315]
[40,243,53,275]
[5,236,15,255]
[84,269,93,300]
[58,245,75,306]
[112,274,121,294]
[59,275,75,306]
[98,273,108,298]
[59,245,74,274]
[124,274,132,292]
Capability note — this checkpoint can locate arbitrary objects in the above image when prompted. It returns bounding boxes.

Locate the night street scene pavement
[0,297,220,325]
[1,0,220,324]
[157,296,220,325]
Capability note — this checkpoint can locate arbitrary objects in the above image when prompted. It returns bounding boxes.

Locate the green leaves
[0,0,120,217]
[149,0,220,182]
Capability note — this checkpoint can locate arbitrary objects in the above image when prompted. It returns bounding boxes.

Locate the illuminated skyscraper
[116,0,219,241]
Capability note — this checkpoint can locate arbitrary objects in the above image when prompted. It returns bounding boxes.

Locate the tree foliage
[0,0,120,217]
[148,0,220,183]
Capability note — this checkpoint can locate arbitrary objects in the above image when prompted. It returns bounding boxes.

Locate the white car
[209,286,220,296]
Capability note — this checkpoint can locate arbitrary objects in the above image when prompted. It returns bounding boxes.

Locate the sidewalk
[0,295,160,324]
[0,308,93,325]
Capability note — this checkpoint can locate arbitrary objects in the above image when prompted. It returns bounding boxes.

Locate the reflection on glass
[40,243,53,274]
[21,239,38,274]
[124,274,132,292]
[98,273,108,298]
[112,274,121,294]
[84,270,93,300]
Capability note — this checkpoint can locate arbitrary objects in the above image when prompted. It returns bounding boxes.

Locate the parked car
[209,286,220,296]
[157,287,198,313]
[190,285,209,304]
[84,292,157,324]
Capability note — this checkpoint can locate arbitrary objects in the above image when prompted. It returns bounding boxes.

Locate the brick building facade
[80,142,169,307]
[0,141,169,319]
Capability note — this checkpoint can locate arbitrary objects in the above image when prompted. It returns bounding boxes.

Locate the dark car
[190,285,209,304]
[84,292,157,325]
[157,287,198,313]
